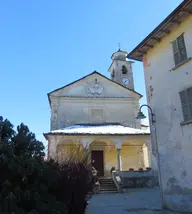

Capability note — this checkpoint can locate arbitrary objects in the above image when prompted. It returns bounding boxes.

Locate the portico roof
[44,123,150,138]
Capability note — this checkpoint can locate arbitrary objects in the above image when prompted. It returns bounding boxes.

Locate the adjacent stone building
[128,0,192,212]
[44,50,150,177]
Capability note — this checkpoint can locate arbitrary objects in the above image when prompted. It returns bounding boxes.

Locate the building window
[111,69,115,78]
[179,86,192,122]
[172,34,187,66]
[122,65,128,74]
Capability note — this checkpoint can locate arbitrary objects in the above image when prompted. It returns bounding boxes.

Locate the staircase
[99,178,118,194]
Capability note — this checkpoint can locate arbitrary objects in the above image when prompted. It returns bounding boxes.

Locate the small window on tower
[111,69,115,78]
[122,65,128,74]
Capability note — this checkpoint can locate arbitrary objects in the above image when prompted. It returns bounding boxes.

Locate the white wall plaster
[143,15,192,212]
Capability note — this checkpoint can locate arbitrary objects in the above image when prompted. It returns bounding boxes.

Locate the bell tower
[108,49,135,90]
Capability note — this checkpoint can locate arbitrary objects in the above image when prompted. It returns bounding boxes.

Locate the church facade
[44,50,150,177]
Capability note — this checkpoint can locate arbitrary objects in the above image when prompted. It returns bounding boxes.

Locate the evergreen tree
[0,116,92,214]
[0,116,15,143]
[12,123,45,158]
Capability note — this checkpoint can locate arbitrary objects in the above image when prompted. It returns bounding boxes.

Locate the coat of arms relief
[86,78,105,96]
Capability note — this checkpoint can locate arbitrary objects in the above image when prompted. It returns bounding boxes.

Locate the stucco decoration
[87,78,104,96]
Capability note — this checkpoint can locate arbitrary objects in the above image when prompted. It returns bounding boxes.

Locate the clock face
[122,78,129,85]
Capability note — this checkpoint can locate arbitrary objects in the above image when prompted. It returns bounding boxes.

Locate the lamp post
[136,104,155,123]
[136,105,165,208]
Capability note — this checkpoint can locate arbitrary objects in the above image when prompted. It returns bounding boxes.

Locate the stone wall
[112,170,159,192]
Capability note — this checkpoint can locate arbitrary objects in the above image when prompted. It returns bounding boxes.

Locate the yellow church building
[44,50,151,177]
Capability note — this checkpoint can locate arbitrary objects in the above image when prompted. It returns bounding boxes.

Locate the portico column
[47,135,60,160]
[117,148,122,171]
[145,140,152,167]
[113,138,124,171]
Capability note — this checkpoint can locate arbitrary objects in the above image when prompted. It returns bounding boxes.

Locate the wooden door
[91,150,104,176]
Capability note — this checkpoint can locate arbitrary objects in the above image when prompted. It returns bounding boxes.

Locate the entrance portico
[44,124,150,176]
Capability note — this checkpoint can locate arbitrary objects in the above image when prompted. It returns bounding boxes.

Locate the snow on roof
[45,124,150,136]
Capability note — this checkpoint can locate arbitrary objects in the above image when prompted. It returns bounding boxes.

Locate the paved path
[85,188,179,214]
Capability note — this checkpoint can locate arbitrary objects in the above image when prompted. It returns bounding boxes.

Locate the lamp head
[136,111,146,120]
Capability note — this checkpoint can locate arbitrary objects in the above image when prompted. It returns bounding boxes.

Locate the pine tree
[0,116,15,143]
[12,123,45,158]
[0,116,91,214]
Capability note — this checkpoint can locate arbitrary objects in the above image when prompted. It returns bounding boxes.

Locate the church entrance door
[91,150,104,177]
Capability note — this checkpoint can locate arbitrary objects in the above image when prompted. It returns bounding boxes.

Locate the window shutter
[183,105,190,121]
[174,52,180,65]
[187,87,192,119]
[177,34,187,61]
[180,90,190,121]
[172,40,178,53]
[180,90,187,104]
[187,87,192,100]
[172,40,180,65]
[177,35,185,49]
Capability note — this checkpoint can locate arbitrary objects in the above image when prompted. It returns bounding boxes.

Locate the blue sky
[0,0,182,148]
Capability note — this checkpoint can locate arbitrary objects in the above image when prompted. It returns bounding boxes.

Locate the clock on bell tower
[108,49,135,90]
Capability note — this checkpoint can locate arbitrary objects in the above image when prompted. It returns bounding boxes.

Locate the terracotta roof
[47,71,142,105]
[127,0,192,61]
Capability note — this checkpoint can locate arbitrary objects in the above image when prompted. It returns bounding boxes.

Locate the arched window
[122,65,128,74]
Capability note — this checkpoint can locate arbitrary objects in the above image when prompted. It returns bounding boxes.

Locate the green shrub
[0,117,93,214]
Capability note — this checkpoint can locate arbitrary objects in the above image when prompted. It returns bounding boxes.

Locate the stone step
[99,181,114,183]
[100,184,117,187]
[100,186,117,189]
[100,184,115,186]
[100,181,116,184]
[100,183,114,186]
[99,178,118,194]
[100,191,118,194]
[100,188,118,191]
[99,178,112,180]
[100,184,116,186]
[100,181,114,184]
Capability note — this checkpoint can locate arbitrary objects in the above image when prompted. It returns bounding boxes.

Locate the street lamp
[136,105,165,207]
[136,104,155,123]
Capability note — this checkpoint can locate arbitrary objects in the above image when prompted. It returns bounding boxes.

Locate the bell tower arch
[108,49,135,90]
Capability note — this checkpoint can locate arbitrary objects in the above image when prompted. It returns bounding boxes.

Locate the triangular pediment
[48,71,142,102]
